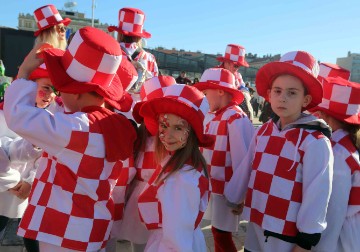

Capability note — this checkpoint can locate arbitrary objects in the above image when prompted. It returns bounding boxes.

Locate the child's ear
[303,94,312,108]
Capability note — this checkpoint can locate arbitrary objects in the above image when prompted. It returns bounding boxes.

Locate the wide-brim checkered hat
[34,4,71,36]
[132,75,176,123]
[216,44,249,67]
[318,62,350,84]
[42,26,124,101]
[194,68,244,104]
[256,50,323,110]
[309,77,360,125]
[140,84,214,147]
[28,63,48,81]
[108,7,151,38]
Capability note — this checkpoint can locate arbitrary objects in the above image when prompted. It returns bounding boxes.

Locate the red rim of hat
[107,7,151,38]
[105,92,133,112]
[140,97,214,147]
[194,82,244,104]
[34,5,71,36]
[256,62,323,110]
[28,64,49,81]
[308,77,360,125]
[42,27,124,101]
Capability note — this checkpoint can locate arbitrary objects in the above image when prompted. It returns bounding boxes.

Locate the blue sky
[2,0,359,63]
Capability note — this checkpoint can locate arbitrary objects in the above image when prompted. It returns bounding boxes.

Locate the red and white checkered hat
[256,50,323,110]
[318,62,350,84]
[309,77,360,125]
[34,4,71,36]
[140,84,214,147]
[42,26,125,101]
[216,44,249,67]
[132,75,176,123]
[194,68,244,104]
[108,7,151,38]
[28,63,48,81]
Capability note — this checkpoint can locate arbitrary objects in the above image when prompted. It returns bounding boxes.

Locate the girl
[0,66,56,252]
[225,51,333,252]
[137,84,214,251]
[311,77,360,252]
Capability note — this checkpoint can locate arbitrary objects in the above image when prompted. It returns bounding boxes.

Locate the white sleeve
[8,137,42,163]
[313,151,351,252]
[157,170,201,252]
[225,132,257,204]
[228,116,255,173]
[0,137,20,191]
[4,79,71,156]
[297,137,333,234]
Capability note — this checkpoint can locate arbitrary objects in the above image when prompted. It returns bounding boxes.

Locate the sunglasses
[50,86,60,96]
[57,26,67,33]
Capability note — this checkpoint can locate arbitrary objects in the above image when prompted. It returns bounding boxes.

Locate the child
[33,4,71,50]
[110,75,176,252]
[310,76,359,252]
[225,51,334,252]
[136,84,214,251]
[0,65,58,252]
[108,7,159,94]
[194,67,255,252]
[3,26,137,251]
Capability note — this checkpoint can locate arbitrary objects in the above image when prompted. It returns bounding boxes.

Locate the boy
[225,51,334,251]
[194,67,255,252]
[3,26,137,251]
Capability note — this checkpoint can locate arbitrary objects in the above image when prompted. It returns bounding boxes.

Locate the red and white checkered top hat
[42,26,125,101]
[132,75,176,123]
[256,50,323,110]
[34,4,71,36]
[310,77,360,125]
[140,84,214,147]
[108,7,151,38]
[216,44,249,67]
[318,62,351,84]
[194,68,244,104]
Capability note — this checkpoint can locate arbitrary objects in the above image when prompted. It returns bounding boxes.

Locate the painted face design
[35,78,56,109]
[158,113,190,152]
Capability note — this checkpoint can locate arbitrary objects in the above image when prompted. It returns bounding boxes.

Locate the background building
[337,52,360,83]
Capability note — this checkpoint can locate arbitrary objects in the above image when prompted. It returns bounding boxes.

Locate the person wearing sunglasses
[33,4,72,50]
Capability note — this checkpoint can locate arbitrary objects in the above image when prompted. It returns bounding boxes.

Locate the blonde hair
[35,26,67,50]
[154,128,208,184]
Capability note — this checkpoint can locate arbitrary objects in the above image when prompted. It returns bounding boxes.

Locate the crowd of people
[0,4,359,252]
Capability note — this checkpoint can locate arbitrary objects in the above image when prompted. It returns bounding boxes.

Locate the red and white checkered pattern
[135,136,157,182]
[140,76,176,102]
[243,122,326,236]
[280,51,320,78]
[34,5,63,30]
[119,8,145,35]
[201,105,247,194]
[318,62,350,83]
[60,31,121,88]
[200,68,236,91]
[217,44,249,67]
[317,77,360,123]
[331,130,360,208]
[17,109,126,251]
[138,165,209,230]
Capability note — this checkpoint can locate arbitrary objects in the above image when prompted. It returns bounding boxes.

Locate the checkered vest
[243,121,326,236]
[17,108,126,251]
[138,164,209,230]
[331,130,360,211]
[135,135,157,182]
[201,104,247,195]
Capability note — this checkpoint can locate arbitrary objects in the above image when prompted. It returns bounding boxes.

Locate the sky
[2,0,360,63]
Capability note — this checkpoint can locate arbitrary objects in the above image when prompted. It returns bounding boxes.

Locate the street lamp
[91,0,96,27]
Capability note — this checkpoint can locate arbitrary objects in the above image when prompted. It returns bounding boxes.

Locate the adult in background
[176,70,192,85]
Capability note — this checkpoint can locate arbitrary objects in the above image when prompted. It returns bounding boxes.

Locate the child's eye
[175,126,183,131]
[160,123,167,129]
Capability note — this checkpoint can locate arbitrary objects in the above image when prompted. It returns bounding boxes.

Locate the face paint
[158,113,191,151]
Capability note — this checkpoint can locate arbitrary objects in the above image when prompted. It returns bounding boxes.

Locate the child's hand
[16,181,32,199]
[17,43,47,79]
[231,202,245,215]
[292,245,310,252]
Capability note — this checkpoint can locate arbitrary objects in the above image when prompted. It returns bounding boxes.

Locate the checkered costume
[4,79,134,251]
[201,103,254,231]
[225,114,333,250]
[314,129,360,252]
[120,42,159,81]
[138,161,210,251]
[111,136,157,243]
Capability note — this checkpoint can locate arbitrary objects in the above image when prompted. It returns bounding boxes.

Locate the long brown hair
[343,123,360,151]
[154,128,208,184]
